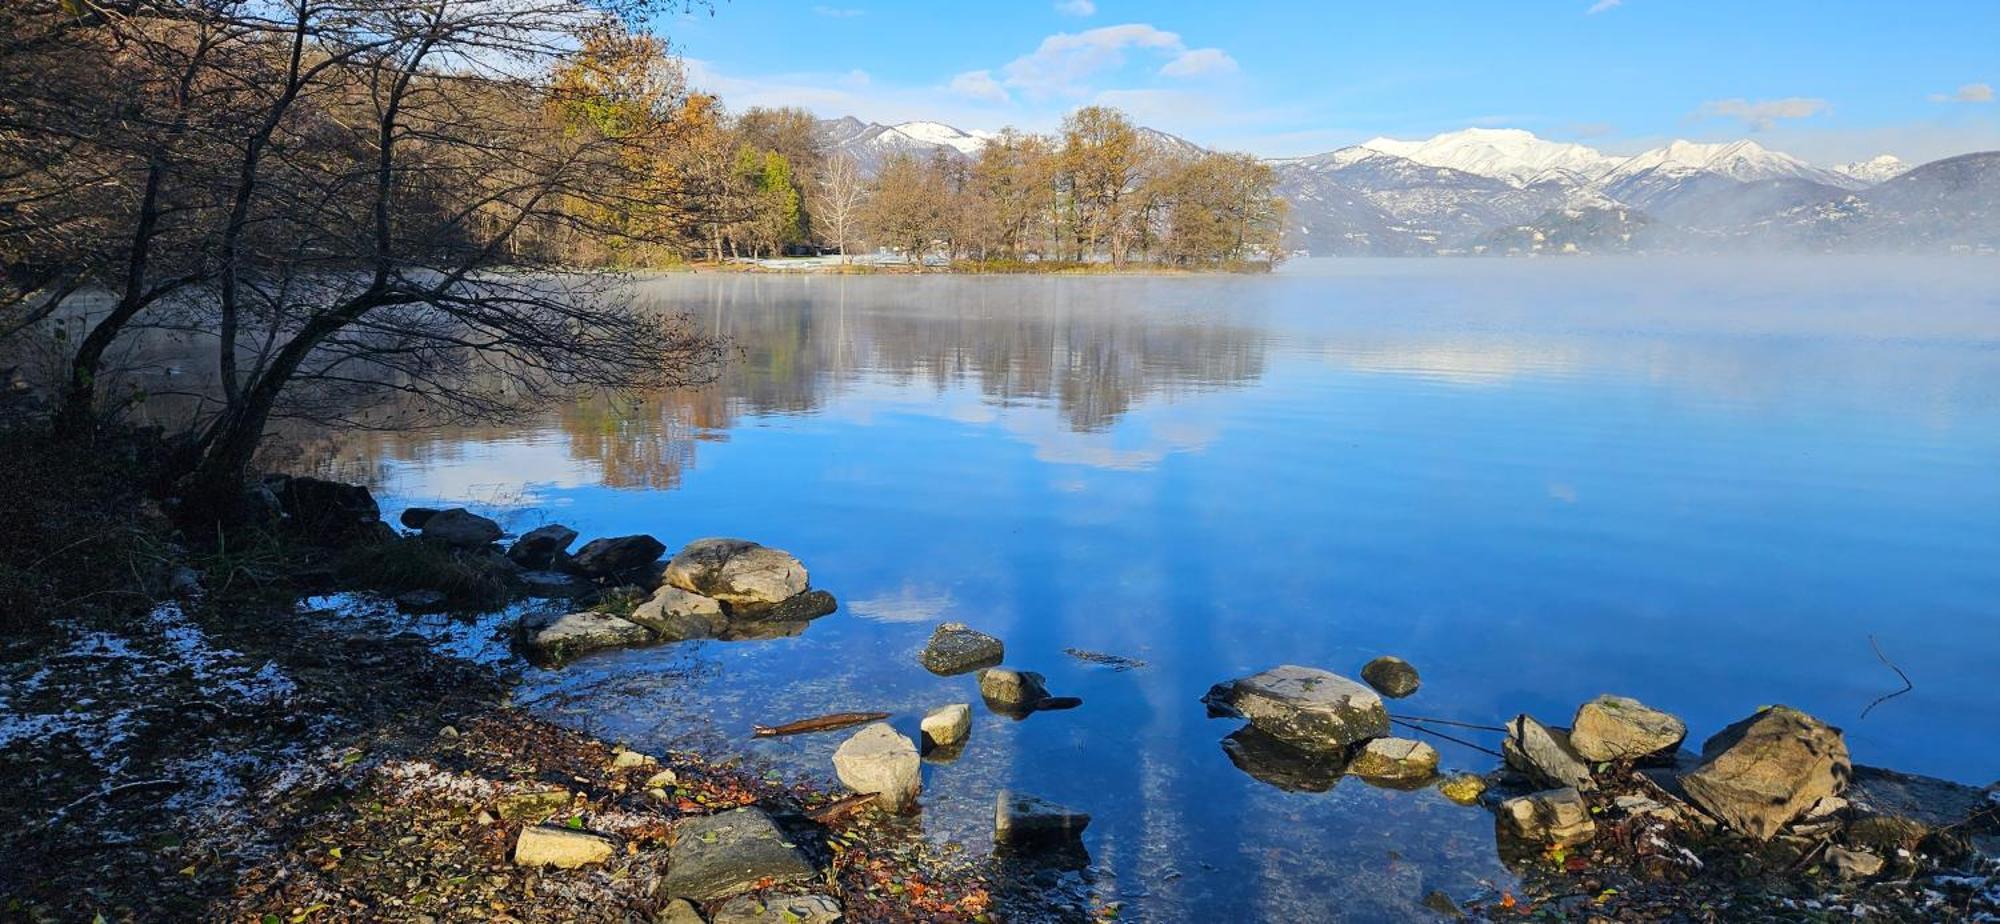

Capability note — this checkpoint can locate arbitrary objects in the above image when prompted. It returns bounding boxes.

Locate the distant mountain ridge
[814,116,1995,256]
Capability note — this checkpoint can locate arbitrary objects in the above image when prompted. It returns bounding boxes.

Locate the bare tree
[812,154,867,262]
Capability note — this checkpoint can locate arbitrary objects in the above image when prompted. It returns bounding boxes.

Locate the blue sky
[660,0,1999,165]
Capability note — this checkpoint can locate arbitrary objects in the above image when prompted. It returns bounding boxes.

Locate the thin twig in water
[1390,713,1508,733]
[1860,634,1913,720]
[1390,717,1503,758]
[43,778,182,829]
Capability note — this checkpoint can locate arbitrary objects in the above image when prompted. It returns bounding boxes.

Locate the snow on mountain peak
[1353,128,1620,186]
[884,121,992,155]
[1607,138,1826,184]
[1833,154,1909,185]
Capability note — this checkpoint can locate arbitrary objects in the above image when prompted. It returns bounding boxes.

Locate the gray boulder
[663,538,809,605]
[831,723,921,813]
[1203,665,1389,753]
[919,622,1005,675]
[1347,737,1440,784]
[420,507,503,548]
[521,611,650,661]
[572,534,667,578]
[711,893,842,924]
[507,523,578,569]
[1503,714,1595,791]
[626,585,727,641]
[1360,656,1420,698]
[1569,695,1686,762]
[1679,705,1851,841]
[662,806,818,901]
[1497,788,1596,848]
[994,790,1091,849]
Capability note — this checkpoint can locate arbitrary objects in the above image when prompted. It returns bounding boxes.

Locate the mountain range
[816,118,1998,256]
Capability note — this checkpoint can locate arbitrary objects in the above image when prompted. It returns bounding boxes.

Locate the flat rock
[664,538,808,605]
[420,507,504,548]
[1503,714,1595,792]
[711,893,843,924]
[572,534,667,578]
[921,703,972,749]
[995,790,1091,849]
[1347,737,1440,783]
[1203,666,1389,754]
[508,523,578,569]
[1570,695,1686,762]
[513,825,615,868]
[979,668,1049,708]
[919,623,1005,675]
[627,584,727,641]
[1360,656,1420,698]
[522,611,650,661]
[831,722,921,812]
[1498,787,1596,848]
[663,806,818,901]
[1679,705,1851,841]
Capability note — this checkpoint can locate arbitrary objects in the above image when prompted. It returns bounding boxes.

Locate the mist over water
[331,257,2000,920]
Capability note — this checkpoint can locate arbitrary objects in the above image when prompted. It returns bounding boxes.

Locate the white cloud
[949,69,1010,104]
[1585,0,1622,13]
[1160,47,1237,78]
[1054,0,1095,15]
[1696,96,1830,131]
[811,5,863,16]
[1929,82,1995,104]
[1000,23,1189,97]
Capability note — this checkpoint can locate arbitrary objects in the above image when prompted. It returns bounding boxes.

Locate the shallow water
[338,257,2000,920]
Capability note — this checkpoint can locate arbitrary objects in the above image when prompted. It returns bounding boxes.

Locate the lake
[330,257,2000,920]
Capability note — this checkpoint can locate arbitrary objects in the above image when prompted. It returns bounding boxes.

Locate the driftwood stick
[752,711,891,738]
[805,791,879,824]
[1390,717,1504,758]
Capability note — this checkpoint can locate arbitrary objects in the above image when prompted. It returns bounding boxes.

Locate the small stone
[1497,788,1596,848]
[513,825,614,868]
[1437,773,1487,805]
[626,585,727,641]
[611,748,655,769]
[662,807,818,901]
[919,623,1005,675]
[1679,705,1851,841]
[1827,846,1884,879]
[1569,695,1687,762]
[495,789,571,821]
[438,725,459,738]
[1203,665,1389,753]
[994,790,1091,849]
[420,507,504,548]
[921,703,972,749]
[831,722,921,812]
[1503,714,1595,791]
[979,668,1050,707]
[1347,737,1440,783]
[571,534,668,578]
[656,898,705,924]
[475,810,495,825]
[710,892,842,924]
[645,769,679,789]
[1359,656,1420,698]
[507,523,578,569]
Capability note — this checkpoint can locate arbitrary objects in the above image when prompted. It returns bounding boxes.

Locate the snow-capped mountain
[1833,155,1910,186]
[1356,128,1621,187]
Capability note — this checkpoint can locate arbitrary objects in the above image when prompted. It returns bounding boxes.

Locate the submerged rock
[507,523,578,569]
[919,622,1005,675]
[1221,727,1347,793]
[1360,656,1421,698]
[831,722,921,813]
[1348,737,1440,784]
[571,534,667,578]
[420,507,503,548]
[521,611,650,661]
[995,790,1091,850]
[921,703,972,749]
[1438,773,1488,805]
[728,588,838,624]
[711,893,843,924]
[1503,714,1595,792]
[663,538,808,605]
[1569,695,1686,762]
[1679,705,1851,841]
[626,585,727,641]
[1203,665,1389,754]
[662,806,818,901]
[1498,787,1596,848]
[513,824,614,868]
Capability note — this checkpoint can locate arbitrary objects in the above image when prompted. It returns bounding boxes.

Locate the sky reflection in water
[333,257,2000,921]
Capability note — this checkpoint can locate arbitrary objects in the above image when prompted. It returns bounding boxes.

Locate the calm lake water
[335,257,2000,920]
